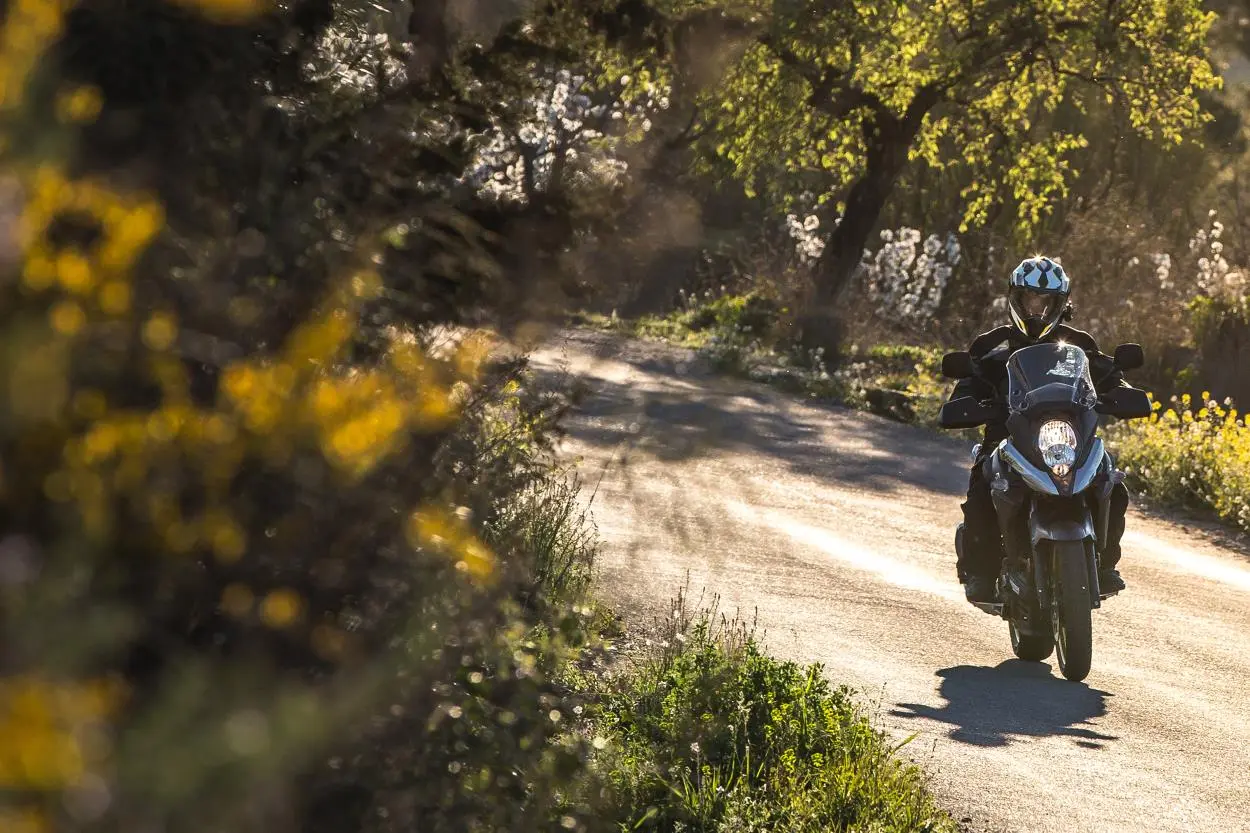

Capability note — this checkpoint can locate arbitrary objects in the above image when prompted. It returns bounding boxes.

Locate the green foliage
[828,345,954,428]
[0,1,735,832]
[575,300,960,423]
[584,603,956,832]
[489,470,599,607]
[700,0,1219,236]
[577,291,786,373]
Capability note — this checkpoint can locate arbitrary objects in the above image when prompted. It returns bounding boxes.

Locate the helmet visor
[1017,292,1055,318]
[1009,287,1065,335]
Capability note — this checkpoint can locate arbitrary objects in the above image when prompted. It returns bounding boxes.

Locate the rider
[952,255,1132,604]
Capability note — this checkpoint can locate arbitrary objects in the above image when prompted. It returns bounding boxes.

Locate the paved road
[532,329,1250,833]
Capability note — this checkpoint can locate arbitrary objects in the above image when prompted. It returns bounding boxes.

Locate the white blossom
[857,228,960,324]
[1151,252,1173,290]
[465,69,665,202]
[785,213,827,262]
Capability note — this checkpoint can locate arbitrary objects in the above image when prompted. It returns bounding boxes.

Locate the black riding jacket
[948,323,1128,449]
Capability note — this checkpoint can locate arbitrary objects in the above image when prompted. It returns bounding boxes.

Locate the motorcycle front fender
[1029,498,1101,609]
[1028,498,1096,547]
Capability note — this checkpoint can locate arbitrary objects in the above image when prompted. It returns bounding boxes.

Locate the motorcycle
[939,341,1152,682]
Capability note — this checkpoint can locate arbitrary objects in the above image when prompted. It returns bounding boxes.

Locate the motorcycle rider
[952,255,1133,604]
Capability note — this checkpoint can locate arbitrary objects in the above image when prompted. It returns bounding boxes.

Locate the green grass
[490,470,599,606]
[573,595,957,833]
[570,310,711,347]
[570,304,954,428]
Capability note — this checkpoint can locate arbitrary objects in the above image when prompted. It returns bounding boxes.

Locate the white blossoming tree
[467,68,668,203]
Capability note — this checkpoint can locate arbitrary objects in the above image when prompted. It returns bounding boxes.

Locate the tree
[701,0,1221,307]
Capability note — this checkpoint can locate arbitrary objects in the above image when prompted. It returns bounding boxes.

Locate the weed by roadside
[573,593,957,833]
[330,368,959,833]
[571,300,953,427]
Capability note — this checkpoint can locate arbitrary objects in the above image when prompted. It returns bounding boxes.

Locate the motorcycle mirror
[1113,343,1144,371]
[941,351,976,380]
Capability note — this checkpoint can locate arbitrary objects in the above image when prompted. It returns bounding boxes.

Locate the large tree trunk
[814,142,906,305]
[812,87,944,308]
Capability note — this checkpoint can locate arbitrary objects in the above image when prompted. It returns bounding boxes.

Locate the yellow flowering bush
[0,1,614,832]
[1105,392,1250,531]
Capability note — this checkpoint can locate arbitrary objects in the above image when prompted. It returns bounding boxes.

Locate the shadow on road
[890,661,1118,748]
[532,330,972,498]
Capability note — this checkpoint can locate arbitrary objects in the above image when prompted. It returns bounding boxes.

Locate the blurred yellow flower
[406,506,496,582]
[56,251,94,293]
[49,300,86,336]
[260,588,304,629]
[98,280,131,315]
[0,675,123,790]
[203,508,247,563]
[0,0,71,113]
[285,312,352,368]
[55,85,103,124]
[141,312,178,351]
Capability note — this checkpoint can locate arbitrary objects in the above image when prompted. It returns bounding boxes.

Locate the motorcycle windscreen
[1006,343,1098,412]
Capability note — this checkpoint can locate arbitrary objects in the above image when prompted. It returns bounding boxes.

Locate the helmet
[1008,256,1070,340]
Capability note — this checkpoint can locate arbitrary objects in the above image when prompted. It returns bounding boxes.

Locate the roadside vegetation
[1106,395,1250,533]
[577,595,956,833]
[574,296,962,429]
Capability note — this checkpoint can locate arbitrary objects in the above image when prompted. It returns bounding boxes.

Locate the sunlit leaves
[697,0,1219,237]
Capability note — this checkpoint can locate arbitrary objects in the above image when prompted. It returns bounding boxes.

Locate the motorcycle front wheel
[1009,619,1054,662]
[1050,540,1094,682]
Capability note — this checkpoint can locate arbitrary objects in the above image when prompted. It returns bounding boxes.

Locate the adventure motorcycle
[939,341,1152,682]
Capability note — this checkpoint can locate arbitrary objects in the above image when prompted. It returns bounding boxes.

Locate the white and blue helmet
[1008,256,1070,339]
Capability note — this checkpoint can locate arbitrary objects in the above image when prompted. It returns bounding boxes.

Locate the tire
[1050,540,1094,682]
[1009,619,1054,662]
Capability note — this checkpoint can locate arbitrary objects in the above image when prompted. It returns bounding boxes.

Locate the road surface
[531,329,1250,833]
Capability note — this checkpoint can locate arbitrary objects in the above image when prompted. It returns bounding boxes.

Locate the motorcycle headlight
[1038,419,1078,477]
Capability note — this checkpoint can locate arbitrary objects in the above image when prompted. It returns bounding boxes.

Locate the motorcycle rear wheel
[1050,540,1094,682]
[1009,619,1054,662]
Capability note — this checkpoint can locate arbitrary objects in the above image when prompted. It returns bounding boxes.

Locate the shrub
[0,3,618,831]
[584,598,957,833]
[1189,295,1250,407]
[1106,393,1250,531]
